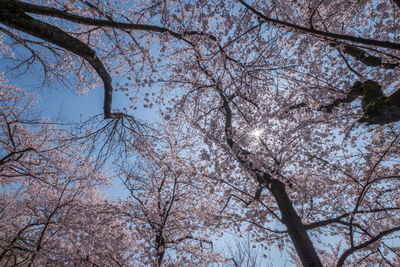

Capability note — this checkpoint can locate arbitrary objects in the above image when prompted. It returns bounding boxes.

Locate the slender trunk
[155,234,165,266]
[269,179,323,267]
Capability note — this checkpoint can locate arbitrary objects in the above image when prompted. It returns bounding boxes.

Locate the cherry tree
[155,1,400,265]
[0,181,137,266]
[0,79,136,266]
[1,0,400,266]
[116,122,224,266]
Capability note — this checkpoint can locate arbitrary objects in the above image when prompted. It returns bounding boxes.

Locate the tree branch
[0,0,216,119]
[0,0,116,118]
[0,147,34,166]
[337,227,400,267]
[392,0,400,9]
[238,0,400,51]
[15,0,216,42]
[320,81,363,113]
[333,43,399,69]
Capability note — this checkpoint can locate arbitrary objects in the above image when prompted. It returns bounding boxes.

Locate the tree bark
[269,178,323,267]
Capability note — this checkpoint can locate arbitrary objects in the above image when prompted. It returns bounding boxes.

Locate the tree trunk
[269,179,323,267]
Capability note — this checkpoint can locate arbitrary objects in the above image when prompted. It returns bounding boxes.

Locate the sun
[251,128,263,138]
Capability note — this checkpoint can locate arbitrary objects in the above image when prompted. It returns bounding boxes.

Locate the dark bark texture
[269,178,323,267]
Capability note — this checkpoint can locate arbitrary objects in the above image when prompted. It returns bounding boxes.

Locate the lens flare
[251,128,263,138]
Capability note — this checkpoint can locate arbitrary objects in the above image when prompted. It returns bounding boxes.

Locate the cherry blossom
[1,0,400,266]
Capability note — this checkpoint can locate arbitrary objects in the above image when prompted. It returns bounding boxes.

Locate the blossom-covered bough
[1,0,400,266]
[0,0,216,119]
[237,0,400,125]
